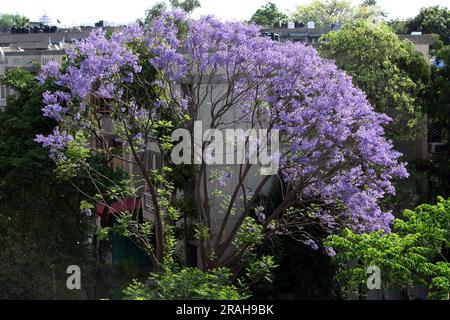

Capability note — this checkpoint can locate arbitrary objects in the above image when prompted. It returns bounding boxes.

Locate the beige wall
[414,44,430,58]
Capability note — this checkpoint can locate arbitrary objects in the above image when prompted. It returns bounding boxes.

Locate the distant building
[262,24,435,54]
[0,42,65,108]
[261,26,335,44]
[0,25,122,109]
[399,34,435,58]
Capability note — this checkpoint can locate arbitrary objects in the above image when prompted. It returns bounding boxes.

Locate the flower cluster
[34,127,73,159]
[36,25,145,155]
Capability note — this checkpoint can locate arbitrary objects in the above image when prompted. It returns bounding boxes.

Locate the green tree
[414,44,450,203]
[407,6,450,44]
[249,2,288,27]
[386,19,410,34]
[142,0,200,25]
[426,45,450,145]
[320,20,431,141]
[0,69,95,299]
[123,267,243,300]
[325,197,450,300]
[0,13,30,31]
[361,0,377,6]
[292,0,382,27]
[0,68,129,299]
[13,15,29,27]
[170,0,201,13]
[0,14,15,31]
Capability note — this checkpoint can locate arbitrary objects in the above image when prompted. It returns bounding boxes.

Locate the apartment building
[0,45,65,109]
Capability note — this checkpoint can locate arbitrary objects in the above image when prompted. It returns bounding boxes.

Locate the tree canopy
[326,197,450,300]
[408,6,450,44]
[0,68,99,299]
[35,12,407,282]
[387,6,450,44]
[249,2,288,27]
[320,20,431,141]
[0,13,30,31]
[143,0,200,24]
[292,0,382,27]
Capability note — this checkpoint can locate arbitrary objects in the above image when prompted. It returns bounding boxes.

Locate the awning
[96,198,142,225]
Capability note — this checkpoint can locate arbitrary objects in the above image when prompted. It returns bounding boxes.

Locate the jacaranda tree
[35,11,408,281]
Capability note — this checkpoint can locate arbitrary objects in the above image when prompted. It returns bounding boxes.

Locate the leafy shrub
[325,197,450,300]
[123,267,243,300]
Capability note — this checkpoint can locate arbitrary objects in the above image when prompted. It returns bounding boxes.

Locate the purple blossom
[255,206,266,223]
[325,247,336,257]
[35,12,409,235]
[217,171,232,187]
[41,103,66,122]
[34,127,73,159]
[305,239,319,251]
[38,61,61,84]
[82,208,93,217]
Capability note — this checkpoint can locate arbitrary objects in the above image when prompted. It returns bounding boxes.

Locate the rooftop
[261,26,435,46]
[0,26,122,47]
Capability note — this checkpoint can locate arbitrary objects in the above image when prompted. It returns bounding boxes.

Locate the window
[0,85,6,107]
[0,85,6,99]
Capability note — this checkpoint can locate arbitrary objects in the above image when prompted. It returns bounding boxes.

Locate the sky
[1,0,450,26]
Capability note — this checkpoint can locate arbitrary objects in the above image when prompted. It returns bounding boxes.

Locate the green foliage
[1,68,37,93]
[249,2,288,27]
[427,45,450,138]
[143,2,168,25]
[320,20,431,141]
[0,13,30,31]
[292,0,382,27]
[325,197,450,300]
[233,217,264,250]
[414,44,450,204]
[361,0,377,6]
[389,7,450,44]
[0,68,98,299]
[0,67,140,300]
[170,0,201,13]
[243,255,278,287]
[407,6,450,44]
[123,267,243,300]
[142,0,200,24]
[386,19,410,34]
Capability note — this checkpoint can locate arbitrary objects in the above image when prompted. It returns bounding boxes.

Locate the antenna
[39,13,53,26]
